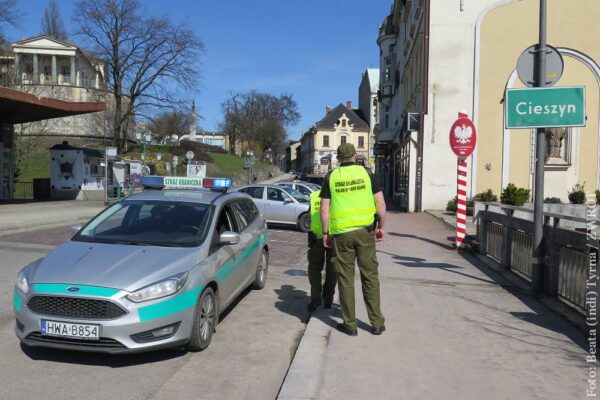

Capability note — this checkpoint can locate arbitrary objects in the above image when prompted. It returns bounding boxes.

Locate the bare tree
[149,110,192,142]
[220,90,300,162]
[0,0,22,44]
[41,0,67,40]
[73,0,205,151]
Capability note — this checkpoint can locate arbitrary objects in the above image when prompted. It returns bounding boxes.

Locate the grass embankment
[17,152,50,181]
[17,143,273,182]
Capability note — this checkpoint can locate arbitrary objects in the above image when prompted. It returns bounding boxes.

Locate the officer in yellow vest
[306,189,337,312]
[320,143,386,336]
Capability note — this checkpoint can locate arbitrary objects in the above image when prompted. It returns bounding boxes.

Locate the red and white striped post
[449,111,477,251]
[456,158,468,250]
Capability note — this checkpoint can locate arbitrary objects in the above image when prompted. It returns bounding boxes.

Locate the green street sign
[505,86,586,129]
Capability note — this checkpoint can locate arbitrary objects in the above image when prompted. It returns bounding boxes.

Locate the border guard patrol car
[13,176,269,353]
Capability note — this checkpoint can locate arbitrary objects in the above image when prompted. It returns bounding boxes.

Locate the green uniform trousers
[307,239,337,304]
[332,228,385,331]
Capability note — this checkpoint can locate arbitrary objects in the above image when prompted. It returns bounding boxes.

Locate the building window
[341,136,347,145]
[384,57,391,82]
[323,135,329,147]
[384,106,390,129]
[358,136,365,148]
[320,157,329,165]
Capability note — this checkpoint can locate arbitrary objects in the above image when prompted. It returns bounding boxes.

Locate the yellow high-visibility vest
[310,190,323,238]
[328,165,375,235]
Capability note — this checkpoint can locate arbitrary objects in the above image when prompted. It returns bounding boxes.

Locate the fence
[13,181,33,200]
[477,202,598,315]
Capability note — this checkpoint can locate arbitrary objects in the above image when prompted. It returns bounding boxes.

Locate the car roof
[124,189,249,205]
[235,184,286,189]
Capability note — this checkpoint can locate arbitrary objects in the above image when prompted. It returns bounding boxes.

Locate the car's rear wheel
[252,249,268,290]
[298,213,310,232]
[187,287,216,352]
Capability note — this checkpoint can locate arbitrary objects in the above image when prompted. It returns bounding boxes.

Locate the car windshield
[282,187,309,203]
[73,200,211,247]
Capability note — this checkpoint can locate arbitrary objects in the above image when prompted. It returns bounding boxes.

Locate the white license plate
[41,320,100,341]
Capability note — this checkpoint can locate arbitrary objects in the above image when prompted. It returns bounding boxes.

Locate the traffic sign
[517,44,563,87]
[186,151,195,160]
[505,86,586,129]
[449,116,477,158]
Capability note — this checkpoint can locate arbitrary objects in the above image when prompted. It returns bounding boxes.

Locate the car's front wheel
[187,287,216,352]
[252,249,268,290]
[298,213,310,232]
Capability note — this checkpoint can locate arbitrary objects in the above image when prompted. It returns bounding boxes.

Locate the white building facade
[376,0,503,211]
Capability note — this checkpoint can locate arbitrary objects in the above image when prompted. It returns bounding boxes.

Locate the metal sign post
[532,0,548,294]
[449,112,477,250]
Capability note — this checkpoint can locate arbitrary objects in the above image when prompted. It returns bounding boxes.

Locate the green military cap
[337,143,356,159]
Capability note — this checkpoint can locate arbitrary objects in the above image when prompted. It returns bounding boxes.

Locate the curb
[277,303,334,400]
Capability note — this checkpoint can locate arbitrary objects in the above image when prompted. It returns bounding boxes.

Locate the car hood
[29,240,202,293]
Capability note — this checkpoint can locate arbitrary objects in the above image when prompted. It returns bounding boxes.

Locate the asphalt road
[0,226,309,400]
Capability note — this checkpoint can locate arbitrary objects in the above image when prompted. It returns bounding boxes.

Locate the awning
[0,86,106,124]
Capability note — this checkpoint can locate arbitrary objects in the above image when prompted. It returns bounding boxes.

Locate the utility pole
[531,0,547,293]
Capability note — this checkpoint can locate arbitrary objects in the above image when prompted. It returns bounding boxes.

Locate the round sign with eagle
[449,117,477,158]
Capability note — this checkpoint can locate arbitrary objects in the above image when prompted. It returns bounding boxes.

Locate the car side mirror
[283,198,293,203]
[219,231,241,245]
[71,224,83,232]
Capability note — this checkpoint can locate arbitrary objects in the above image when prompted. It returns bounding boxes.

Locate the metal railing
[558,246,589,312]
[511,230,533,281]
[485,222,502,261]
[476,202,598,316]
[13,181,33,199]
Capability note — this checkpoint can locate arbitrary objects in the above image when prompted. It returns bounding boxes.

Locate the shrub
[500,183,530,206]
[544,197,562,204]
[568,182,586,204]
[446,196,474,213]
[474,189,497,202]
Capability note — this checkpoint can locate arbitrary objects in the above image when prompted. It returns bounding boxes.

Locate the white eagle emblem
[454,124,473,145]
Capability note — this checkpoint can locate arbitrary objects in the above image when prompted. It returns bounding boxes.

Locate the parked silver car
[232,184,310,232]
[275,181,321,197]
[14,176,269,354]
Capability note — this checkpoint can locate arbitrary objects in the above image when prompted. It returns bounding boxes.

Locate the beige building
[300,103,370,174]
[475,0,600,200]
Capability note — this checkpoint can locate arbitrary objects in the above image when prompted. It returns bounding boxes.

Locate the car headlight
[16,269,30,294]
[127,272,188,303]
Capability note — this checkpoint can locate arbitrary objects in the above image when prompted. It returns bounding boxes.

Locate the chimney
[326,105,331,115]
[346,101,352,110]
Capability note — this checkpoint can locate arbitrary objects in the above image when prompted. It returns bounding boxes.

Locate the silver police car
[13,177,269,353]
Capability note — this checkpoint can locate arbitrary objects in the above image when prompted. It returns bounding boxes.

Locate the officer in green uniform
[306,189,337,312]
[320,143,386,336]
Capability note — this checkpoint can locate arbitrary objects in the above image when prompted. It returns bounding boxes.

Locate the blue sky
[4,0,390,140]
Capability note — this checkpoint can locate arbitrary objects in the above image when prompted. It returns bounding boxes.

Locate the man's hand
[323,233,332,248]
[375,228,384,242]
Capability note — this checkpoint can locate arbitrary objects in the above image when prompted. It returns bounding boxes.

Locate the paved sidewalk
[278,212,587,400]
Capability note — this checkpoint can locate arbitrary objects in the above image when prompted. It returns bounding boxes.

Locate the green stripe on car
[215,233,267,282]
[13,291,23,311]
[138,285,203,322]
[31,283,120,297]
[138,233,268,322]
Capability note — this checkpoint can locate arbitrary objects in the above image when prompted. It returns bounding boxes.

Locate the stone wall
[11,84,127,143]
